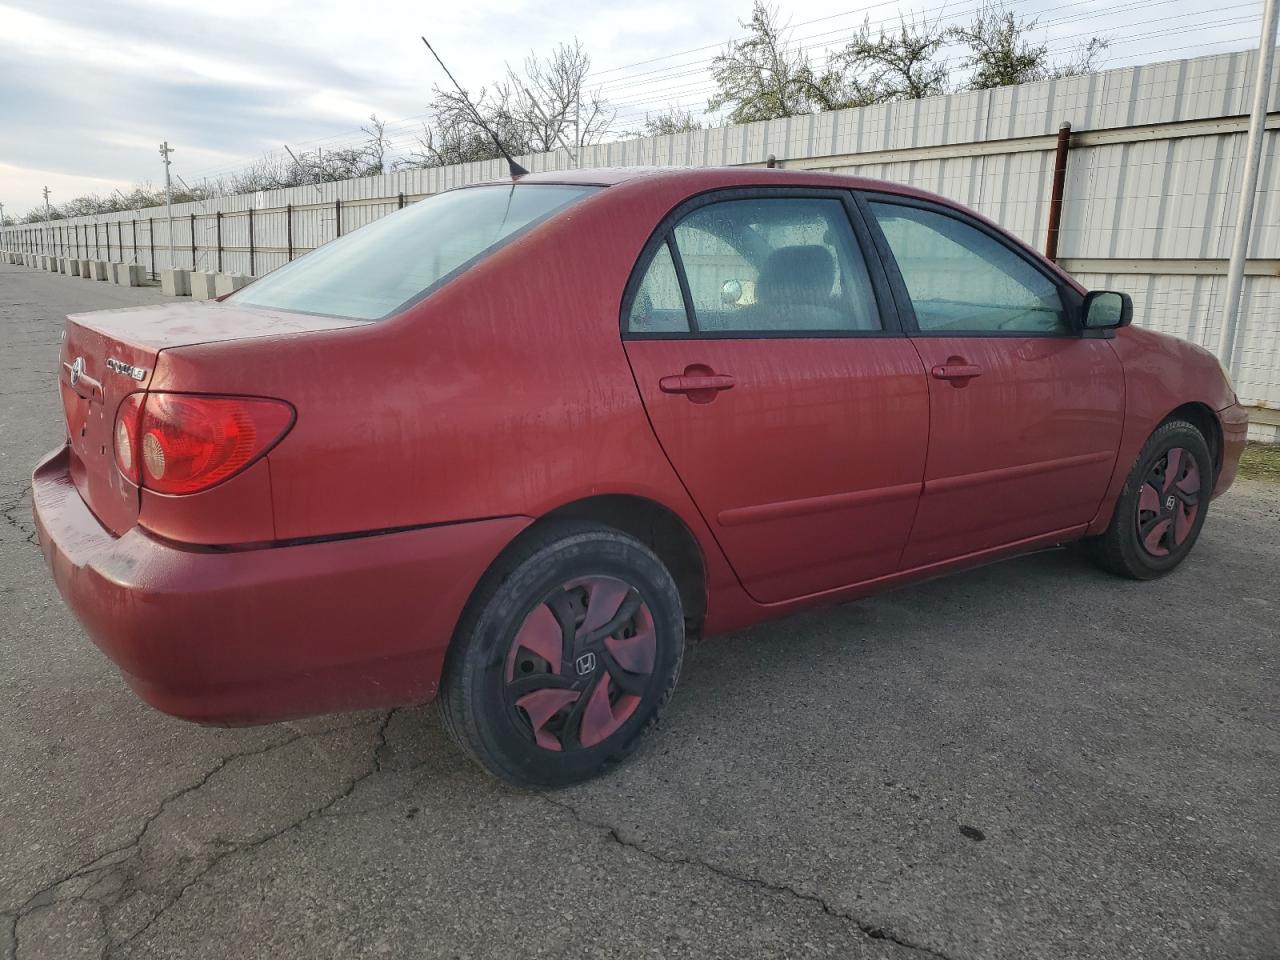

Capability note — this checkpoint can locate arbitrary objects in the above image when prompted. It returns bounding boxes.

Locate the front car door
[859,194,1125,568]
[622,189,930,604]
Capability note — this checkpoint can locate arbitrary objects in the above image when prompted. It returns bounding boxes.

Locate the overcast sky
[0,0,1265,215]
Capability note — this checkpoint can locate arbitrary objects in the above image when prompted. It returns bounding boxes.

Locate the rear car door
[860,194,1124,568]
[622,189,930,604]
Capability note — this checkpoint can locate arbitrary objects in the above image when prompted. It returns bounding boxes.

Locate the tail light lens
[113,393,294,495]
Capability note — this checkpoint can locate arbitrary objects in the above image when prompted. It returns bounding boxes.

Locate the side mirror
[1082,290,1133,330]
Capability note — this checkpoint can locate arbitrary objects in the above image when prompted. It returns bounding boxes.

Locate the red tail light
[113,393,294,495]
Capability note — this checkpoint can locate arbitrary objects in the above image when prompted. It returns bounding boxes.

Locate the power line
[181,2,1263,184]
[600,0,1257,104]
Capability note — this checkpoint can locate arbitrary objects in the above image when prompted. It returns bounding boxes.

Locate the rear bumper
[32,445,529,724]
[1214,400,1249,497]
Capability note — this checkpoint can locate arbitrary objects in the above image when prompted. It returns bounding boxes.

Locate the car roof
[512,165,946,203]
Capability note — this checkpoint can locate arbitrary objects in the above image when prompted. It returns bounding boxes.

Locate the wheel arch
[535,494,708,634]
[1164,401,1223,478]
[447,493,709,666]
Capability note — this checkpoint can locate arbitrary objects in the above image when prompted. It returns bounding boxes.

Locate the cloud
[0,0,1260,215]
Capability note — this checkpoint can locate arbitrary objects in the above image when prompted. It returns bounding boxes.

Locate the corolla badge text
[105,357,148,381]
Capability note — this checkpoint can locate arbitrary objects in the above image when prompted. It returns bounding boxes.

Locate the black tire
[438,522,684,788]
[1086,419,1214,580]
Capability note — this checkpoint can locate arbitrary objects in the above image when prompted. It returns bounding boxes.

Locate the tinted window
[628,242,690,333]
[870,202,1068,334]
[666,198,880,334]
[233,183,599,321]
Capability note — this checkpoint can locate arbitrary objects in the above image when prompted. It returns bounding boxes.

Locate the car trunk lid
[58,302,362,535]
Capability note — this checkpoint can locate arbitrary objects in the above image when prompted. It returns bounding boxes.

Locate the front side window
[869,202,1068,335]
[232,183,599,321]
[637,197,880,335]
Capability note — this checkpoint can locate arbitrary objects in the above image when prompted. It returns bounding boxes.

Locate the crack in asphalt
[539,794,956,960]
[0,483,36,547]
[7,712,399,960]
[110,709,402,958]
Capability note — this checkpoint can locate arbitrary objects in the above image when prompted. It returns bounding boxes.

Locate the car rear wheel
[1086,419,1213,580]
[438,523,684,787]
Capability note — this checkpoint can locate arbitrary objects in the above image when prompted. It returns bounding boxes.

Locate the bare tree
[361,113,393,174]
[401,38,615,168]
[1048,37,1110,78]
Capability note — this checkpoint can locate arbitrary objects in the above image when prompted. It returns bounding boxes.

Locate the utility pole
[1218,0,1279,370]
[42,186,52,257]
[159,140,175,267]
[574,91,581,170]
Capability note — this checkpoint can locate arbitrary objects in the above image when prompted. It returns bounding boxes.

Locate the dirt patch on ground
[1238,442,1280,483]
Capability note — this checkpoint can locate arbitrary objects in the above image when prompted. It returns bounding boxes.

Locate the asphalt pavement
[1,261,1277,960]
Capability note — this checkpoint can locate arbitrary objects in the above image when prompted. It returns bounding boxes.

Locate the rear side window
[628,242,690,333]
[869,202,1067,335]
[232,183,599,321]
[625,196,882,337]
[671,198,880,334]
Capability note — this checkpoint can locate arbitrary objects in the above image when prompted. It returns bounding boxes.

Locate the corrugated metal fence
[4,49,1277,418]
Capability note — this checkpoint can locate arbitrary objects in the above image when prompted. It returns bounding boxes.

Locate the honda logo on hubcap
[574,652,596,676]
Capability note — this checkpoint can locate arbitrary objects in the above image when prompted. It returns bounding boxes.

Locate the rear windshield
[230,183,599,320]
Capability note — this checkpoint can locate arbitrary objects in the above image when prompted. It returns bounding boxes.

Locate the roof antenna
[421,36,529,179]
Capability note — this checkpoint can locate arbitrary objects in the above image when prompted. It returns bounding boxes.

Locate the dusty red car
[33,167,1247,786]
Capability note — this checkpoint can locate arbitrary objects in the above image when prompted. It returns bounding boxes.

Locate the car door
[622,189,930,604]
[859,194,1125,568]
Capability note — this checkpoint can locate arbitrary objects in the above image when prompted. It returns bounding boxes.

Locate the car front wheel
[438,523,685,787]
[1086,418,1214,580]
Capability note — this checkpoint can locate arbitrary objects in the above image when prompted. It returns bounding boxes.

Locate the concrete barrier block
[190,271,218,300]
[110,262,130,285]
[76,259,93,279]
[117,264,144,287]
[213,273,249,296]
[160,267,191,297]
[44,256,56,271]
[89,260,109,281]
[49,256,60,272]
[66,258,81,277]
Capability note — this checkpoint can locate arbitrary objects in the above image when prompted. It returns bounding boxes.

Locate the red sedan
[32,167,1247,786]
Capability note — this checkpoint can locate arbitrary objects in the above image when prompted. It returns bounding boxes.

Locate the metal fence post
[216,211,222,273]
[1044,122,1071,263]
[286,204,293,261]
[398,192,405,210]
[132,217,138,265]
[335,198,342,238]
[106,220,112,261]
[149,217,155,277]
[248,207,255,276]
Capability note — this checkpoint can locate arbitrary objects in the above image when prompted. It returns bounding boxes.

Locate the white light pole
[1217,0,1279,370]
[159,140,176,267]
[42,186,52,259]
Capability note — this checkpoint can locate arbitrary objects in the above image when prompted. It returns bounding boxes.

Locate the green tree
[835,14,949,103]
[708,3,819,122]
[640,106,704,136]
[950,3,1110,89]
